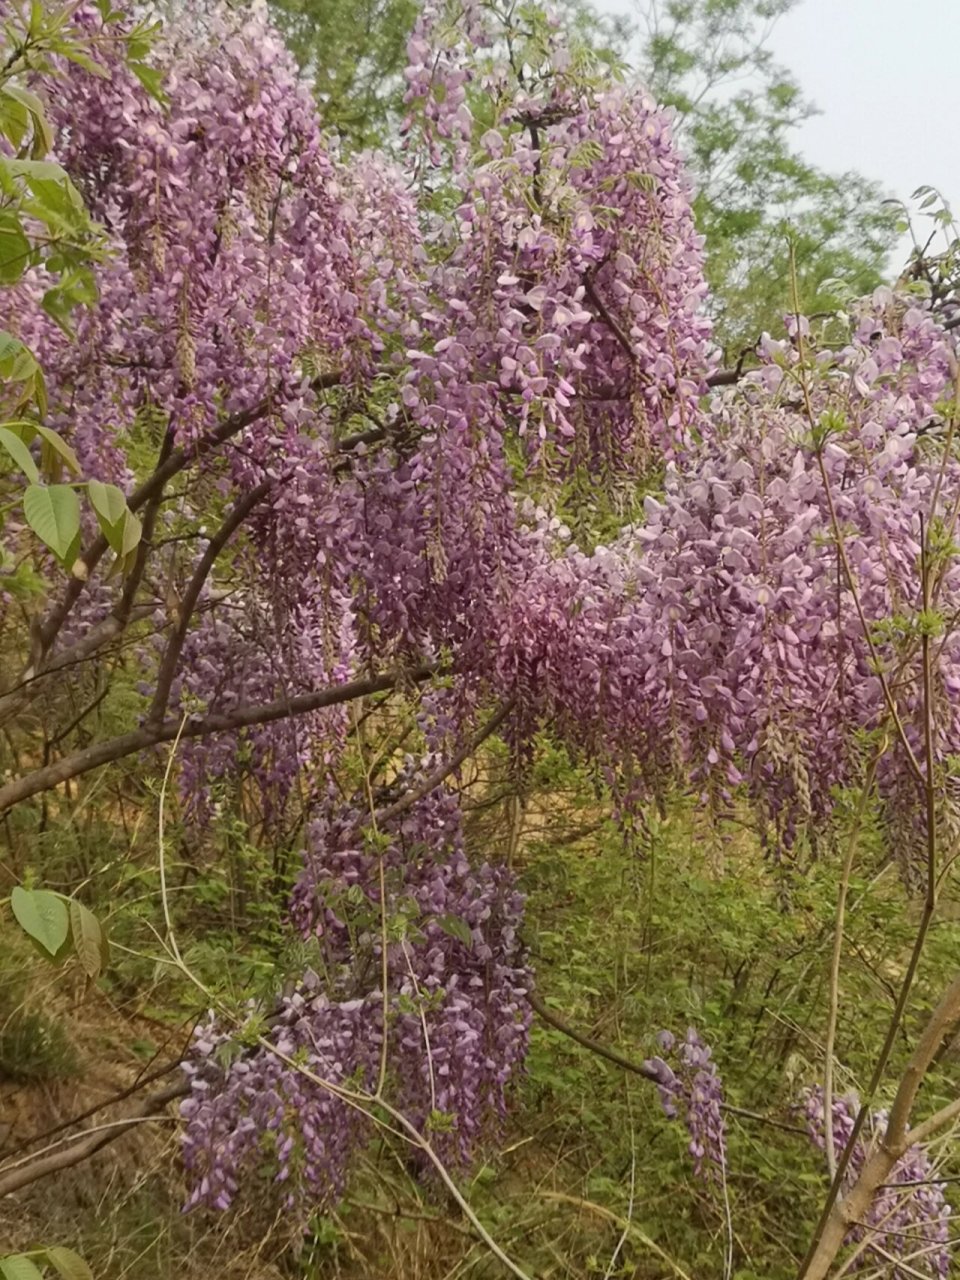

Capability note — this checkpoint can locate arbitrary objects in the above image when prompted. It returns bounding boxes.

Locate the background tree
[262,0,418,149]
[263,0,633,151]
[634,0,899,357]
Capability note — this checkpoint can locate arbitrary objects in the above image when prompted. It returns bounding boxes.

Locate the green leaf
[87,479,127,549]
[0,332,39,384]
[42,266,99,336]
[120,509,142,557]
[10,886,70,958]
[1,84,53,156]
[68,900,104,980]
[0,426,38,481]
[45,1247,94,1280]
[35,426,80,477]
[0,91,30,152]
[7,160,88,233]
[435,913,473,947]
[0,331,24,366]
[130,60,167,103]
[56,46,111,78]
[23,483,81,566]
[0,1256,45,1280]
[4,157,71,186]
[0,211,31,284]
[0,343,46,416]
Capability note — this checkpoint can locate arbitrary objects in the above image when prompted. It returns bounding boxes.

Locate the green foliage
[892,185,960,325]
[0,969,78,1083]
[495,742,959,1277]
[0,1250,93,1280]
[268,0,419,150]
[22,483,82,569]
[0,7,956,1278]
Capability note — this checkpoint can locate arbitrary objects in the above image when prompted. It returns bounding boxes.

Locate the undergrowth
[3,734,958,1278]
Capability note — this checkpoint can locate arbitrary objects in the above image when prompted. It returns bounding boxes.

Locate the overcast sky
[767,0,960,270]
[607,0,960,275]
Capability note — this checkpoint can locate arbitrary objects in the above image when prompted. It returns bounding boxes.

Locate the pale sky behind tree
[607,0,960,275]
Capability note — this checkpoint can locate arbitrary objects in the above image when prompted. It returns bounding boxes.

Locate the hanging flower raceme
[645,1028,727,1182]
[181,786,530,1213]
[402,0,715,469]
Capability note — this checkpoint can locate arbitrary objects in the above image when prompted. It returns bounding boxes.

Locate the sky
[604,0,960,274]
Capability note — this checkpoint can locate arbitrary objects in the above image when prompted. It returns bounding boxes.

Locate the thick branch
[903,1093,960,1149]
[800,971,960,1280]
[12,602,158,698]
[2,1047,190,1162]
[147,481,273,727]
[338,424,386,452]
[115,421,176,629]
[884,972,960,1147]
[705,343,759,388]
[583,272,637,364]
[0,662,439,813]
[0,1079,188,1198]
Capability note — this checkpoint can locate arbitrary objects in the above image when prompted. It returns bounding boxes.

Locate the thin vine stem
[823,748,882,1177]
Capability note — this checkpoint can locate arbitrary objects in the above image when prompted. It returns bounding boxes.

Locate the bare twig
[374,698,516,826]
[529,991,808,1136]
[824,751,882,1176]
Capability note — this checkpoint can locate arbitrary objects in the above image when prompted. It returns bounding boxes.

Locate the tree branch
[529,991,808,1136]
[0,662,439,813]
[903,1093,960,1149]
[529,990,659,1080]
[8,601,159,707]
[583,272,637,364]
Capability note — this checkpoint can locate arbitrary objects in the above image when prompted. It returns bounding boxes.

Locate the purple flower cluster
[401,1,715,466]
[291,787,531,1161]
[7,0,718,824]
[181,787,530,1211]
[180,994,377,1212]
[645,1028,726,1180]
[802,1087,950,1278]
[489,294,960,850]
